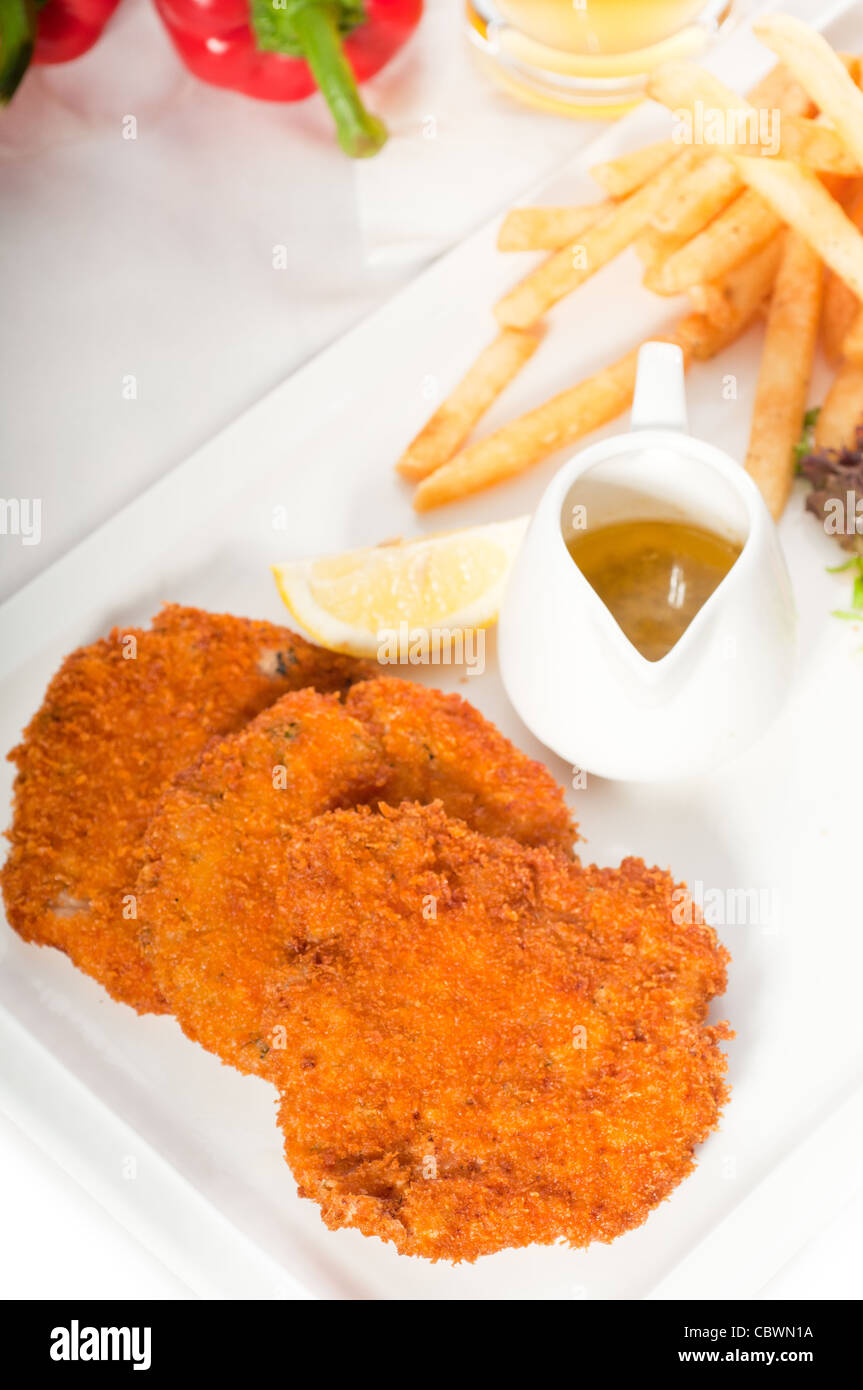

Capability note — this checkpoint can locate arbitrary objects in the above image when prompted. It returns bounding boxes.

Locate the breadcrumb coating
[275,807,730,1260]
[142,792,729,1261]
[345,677,575,854]
[140,681,577,1069]
[4,605,727,1261]
[1,605,374,1013]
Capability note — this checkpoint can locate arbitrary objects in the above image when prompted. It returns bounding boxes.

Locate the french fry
[688,237,783,333]
[823,269,861,363]
[745,231,822,520]
[635,226,688,273]
[644,189,780,295]
[414,247,778,512]
[719,50,853,113]
[495,156,684,328]
[649,63,815,245]
[697,115,860,174]
[842,55,862,85]
[745,60,813,116]
[395,328,542,481]
[590,140,675,197]
[680,239,781,350]
[687,282,726,325]
[413,349,640,511]
[645,64,804,255]
[498,64,811,320]
[841,303,863,366]
[820,190,863,363]
[754,14,863,169]
[591,63,808,235]
[648,63,863,300]
[814,359,863,451]
[734,157,863,298]
[651,153,741,239]
[497,202,611,253]
[688,277,770,331]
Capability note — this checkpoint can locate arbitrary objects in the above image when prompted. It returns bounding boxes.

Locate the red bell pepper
[153,0,422,157]
[0,0,122,102]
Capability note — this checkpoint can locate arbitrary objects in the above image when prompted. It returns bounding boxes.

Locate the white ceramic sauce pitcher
[498,342,797,781]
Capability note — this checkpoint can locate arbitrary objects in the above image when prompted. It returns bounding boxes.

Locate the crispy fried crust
[145,798,730,1260]
[140,682,577,1069]
[345,677,575,854]
[1,606,374,1013]
[281,808,731,1260]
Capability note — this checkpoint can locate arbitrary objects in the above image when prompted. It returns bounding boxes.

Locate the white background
[0,0,860,1298]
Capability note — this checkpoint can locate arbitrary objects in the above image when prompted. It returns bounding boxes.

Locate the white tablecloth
[0,0,585,604]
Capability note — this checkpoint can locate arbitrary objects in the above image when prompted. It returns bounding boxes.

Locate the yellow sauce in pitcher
[567,518,741,662]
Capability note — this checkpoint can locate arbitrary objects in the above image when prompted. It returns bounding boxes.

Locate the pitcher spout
[630,341,689,433]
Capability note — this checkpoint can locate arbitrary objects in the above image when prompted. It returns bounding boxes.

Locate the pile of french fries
[396,13,863,521]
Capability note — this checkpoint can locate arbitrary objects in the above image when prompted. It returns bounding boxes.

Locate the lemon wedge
[272,517,529,657]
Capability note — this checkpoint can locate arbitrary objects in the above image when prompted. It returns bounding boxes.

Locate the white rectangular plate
[2,0,862,1301]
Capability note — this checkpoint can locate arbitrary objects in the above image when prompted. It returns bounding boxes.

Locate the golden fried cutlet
[144,798,730,1260]
[1,605,375,1014]
[140,682,577,1069]
[345,677,574,854]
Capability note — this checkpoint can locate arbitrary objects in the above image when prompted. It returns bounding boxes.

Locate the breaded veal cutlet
[2,598,730,1261]
[3,621,576,1017]
[142,799,730,1261]
[1,605,375,1013]
[138,678,577,1071]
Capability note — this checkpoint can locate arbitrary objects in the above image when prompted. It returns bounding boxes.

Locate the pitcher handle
[630,341,689,433]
